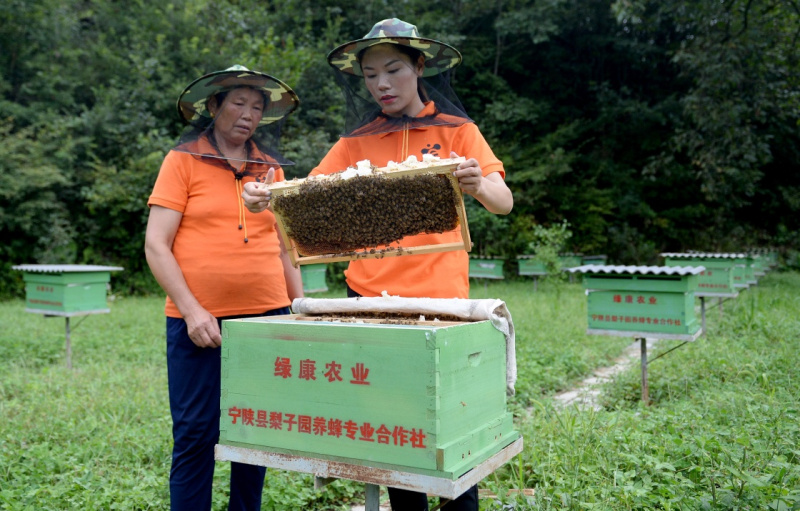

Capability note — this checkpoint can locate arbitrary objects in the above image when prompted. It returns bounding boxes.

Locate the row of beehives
[486,251,777,338]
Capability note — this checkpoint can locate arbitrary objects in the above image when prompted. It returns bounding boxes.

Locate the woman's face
[360,44,425,118]
[208,87,265,148]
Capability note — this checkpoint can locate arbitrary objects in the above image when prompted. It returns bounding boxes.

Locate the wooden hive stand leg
[640,337,648,404]
[365,483,381,511]
[65,317,72,370]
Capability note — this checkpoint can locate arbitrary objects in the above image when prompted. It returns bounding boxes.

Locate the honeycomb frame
[269,162,472,267]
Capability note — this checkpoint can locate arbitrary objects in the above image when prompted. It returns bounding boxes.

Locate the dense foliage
[2,0,799,297]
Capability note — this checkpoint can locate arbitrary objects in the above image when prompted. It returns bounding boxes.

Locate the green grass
[1,272,798,510]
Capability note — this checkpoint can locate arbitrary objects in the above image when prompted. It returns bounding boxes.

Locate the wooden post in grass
[640,337,648,403]
[567,264,705,403]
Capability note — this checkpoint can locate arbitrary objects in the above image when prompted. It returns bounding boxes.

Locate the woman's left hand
[242,168,275,213]
[451,151,484,196]
[449,151,514,215]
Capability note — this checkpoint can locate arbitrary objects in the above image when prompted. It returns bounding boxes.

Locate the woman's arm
[277,228,304,303]
[144,205,222,348]
[451,152,514,215]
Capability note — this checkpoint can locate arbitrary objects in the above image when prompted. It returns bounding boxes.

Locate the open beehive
[270,157,471,266]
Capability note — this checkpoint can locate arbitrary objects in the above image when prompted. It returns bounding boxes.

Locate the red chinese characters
[274,356,370,385]
[591,314,682,326]
[226,407,427,449]
[612,294,659,305]
[274,357,292,378]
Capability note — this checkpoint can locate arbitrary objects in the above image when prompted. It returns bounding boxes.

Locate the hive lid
[291,294,517,396]
[565,264,705,275]
[12,264,124,273]
[660,252,748,259]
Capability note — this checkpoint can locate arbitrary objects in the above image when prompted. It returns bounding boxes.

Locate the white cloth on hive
[291,292,517,396]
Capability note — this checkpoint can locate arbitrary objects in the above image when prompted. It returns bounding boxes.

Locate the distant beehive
[270,158,471,266]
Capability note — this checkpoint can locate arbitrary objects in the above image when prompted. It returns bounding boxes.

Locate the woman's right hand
[183,305,222,348]
[242,168,275,213]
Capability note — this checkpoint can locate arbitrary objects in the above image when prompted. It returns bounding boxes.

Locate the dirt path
[552,338,660,410]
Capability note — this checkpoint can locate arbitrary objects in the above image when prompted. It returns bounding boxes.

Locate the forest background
[1,0,799,298]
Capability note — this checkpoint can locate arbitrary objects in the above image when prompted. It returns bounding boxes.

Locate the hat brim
[327,37,462,77]
[177,69,299,126]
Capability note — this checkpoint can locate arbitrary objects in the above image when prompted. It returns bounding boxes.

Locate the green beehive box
[743,255,758,285]
[581,254,608,265]
[219,316,519,480]
[558,254,583,269]
[12,264,123,315]
[469,258,504,280]
[724,256,751,289]
[517,256,547,276]
[570,265,704,337]
[662,254,739,296]
[749,253,767,277]
[300,263,328,293]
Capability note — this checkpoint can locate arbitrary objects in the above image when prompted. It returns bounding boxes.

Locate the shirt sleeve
[455,123,505,179]
[148,150,190,212]
[310,138,353,176]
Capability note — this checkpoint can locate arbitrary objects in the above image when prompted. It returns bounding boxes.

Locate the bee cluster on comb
[270,155,471,264]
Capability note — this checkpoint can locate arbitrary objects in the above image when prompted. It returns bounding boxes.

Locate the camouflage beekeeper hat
[327,18,462,78]
[177,65,299,126]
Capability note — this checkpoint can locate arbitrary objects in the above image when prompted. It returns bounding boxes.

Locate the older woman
[145,65,303,510]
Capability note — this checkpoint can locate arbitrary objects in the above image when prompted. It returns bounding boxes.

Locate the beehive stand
[568,265,705,403]
[270,162,471,267]
[215,438,523,509]
[12,264,123,369]
[516,256,546,291]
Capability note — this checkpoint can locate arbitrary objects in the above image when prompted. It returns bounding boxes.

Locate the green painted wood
[581,255,608,265]
[300,264,328,293]
[665,256,748,289]
[664,259,736,295]
[431,322,507,441]
[583,273,698,293]
[558,255,583,268]
[219,317,517,479]
[436,414,519,475]
[586,288,699,335]
[517,258,547,276]
[468,259,504,279]
[21,271,111,313]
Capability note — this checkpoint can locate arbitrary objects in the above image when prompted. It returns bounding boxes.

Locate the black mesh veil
[172,66,299,174]
[173,115,293,175]
[326,19,473,137]
[332,67,473,138]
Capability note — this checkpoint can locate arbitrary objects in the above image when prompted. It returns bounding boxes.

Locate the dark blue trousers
[388,485,479,510]
[166,307,290,511]
[345,286,479,511]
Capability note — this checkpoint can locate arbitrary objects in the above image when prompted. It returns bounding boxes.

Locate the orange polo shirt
[310,102,505,299]
[148,142,291,318]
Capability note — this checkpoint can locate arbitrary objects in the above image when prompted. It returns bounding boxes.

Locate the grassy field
[1,271,798,510]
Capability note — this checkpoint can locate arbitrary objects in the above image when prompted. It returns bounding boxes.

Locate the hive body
[12,265,123,315]
[573,266,704,337]
[219,316,519,479]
